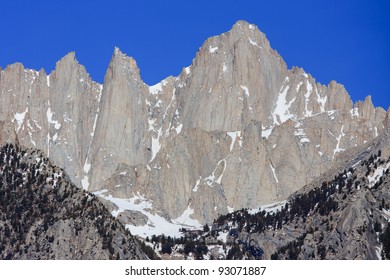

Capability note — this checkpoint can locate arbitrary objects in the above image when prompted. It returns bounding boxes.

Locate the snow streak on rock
[273,78,296,125]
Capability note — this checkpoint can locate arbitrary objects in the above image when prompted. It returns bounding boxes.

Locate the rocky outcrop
[0,120,17,146]
[0,20,387,227]
[0,143,149,260]
[0,54,101,191]
[151,138,390,260]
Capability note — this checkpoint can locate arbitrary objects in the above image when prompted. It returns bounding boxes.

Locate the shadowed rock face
[0,143,148,260]
[0,20,388,226]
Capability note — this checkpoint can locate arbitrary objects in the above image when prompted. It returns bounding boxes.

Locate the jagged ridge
[0,20,388,228]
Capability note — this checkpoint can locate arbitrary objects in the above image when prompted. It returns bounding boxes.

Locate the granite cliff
[0,20,388,232]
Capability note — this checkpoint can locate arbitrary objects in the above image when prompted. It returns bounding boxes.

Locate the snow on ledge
[227,131,241,151]
[81,175,89,190]
[248,200,288,215]
[262,127,273,139]
[209,45,218,53]
[149,82,162,95]
[94,190,202,238]
[46,107,61,129]
[172,205,203,228]
[240,85,250,97]
[368,162,390,188]
[94,189,203,238]
[14,107,28,132]
[272,78,296,125]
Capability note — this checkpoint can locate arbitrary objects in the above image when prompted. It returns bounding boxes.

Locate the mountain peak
[106,47,141,82]
[54,51,79,74]
[231,20,258,31]
[1,20,388,245]
[58,51,77,63]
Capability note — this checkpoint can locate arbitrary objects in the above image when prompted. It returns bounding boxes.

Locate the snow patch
[90,96,100,138]
[26,120,36,146]
[14,107,28,132]
[82,85,102,189]
[368,162,390,187]
[217,231,229,243]
[46,107,61,129]
[300,137,310,143]
[94,190,202,238]
[262,127,273,139]
[240,85,249,97]
[32,120,42,130]
[175,123,183,135]
[382,209,390,222]
[328,110,336,120]
[375,245,383,260]
[351,160,362,168]
[81,175,89,190]
[333,125,345,157]
[148,118,156,132]
[149,82,162,95]
[83,162,91,173]
[209,45,218,53]
[295,127,310,143]
[227,131,241,151]
[215,160,226,184]
[272,78,296,125]
[192,177,201,192]
[314,86,327,113]
[205,158,227,187]
[350,108,359,118]
[304,79,313,117]
[223,63,228,72]
[248,38,259,48]
[248,200,287,215]
[270,162,278,183]
[150,127,162,162]
[296,81,303,92]
[172,205,203,228]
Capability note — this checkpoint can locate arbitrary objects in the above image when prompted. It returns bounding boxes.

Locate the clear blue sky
[1,0,389,109]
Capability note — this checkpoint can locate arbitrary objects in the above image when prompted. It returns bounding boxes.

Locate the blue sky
[1,0,389,109]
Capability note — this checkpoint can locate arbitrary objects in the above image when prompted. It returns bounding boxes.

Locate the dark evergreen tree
[161,242,172,255]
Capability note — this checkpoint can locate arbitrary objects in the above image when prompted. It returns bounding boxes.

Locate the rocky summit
[1,20,389,254]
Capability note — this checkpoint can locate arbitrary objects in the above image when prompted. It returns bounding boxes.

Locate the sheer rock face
[177,21,287,131]
[0,120,18,145]
[0,53,101,190]
[88,48,151,190]
[0,20,388,225]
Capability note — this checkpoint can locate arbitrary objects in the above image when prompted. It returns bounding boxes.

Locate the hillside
[0,143,153,259]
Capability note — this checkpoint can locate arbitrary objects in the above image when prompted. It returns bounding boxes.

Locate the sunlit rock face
[1,20,387,227]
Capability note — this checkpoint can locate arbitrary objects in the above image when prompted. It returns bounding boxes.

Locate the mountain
[0,20,389,235]
[140,116,390,260]
[0,142,152,259]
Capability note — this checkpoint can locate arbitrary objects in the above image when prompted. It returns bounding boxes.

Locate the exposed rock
[0,20,387,227]
[0,120,17,146]
[0,143,149,260]
[145,134,390,259]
